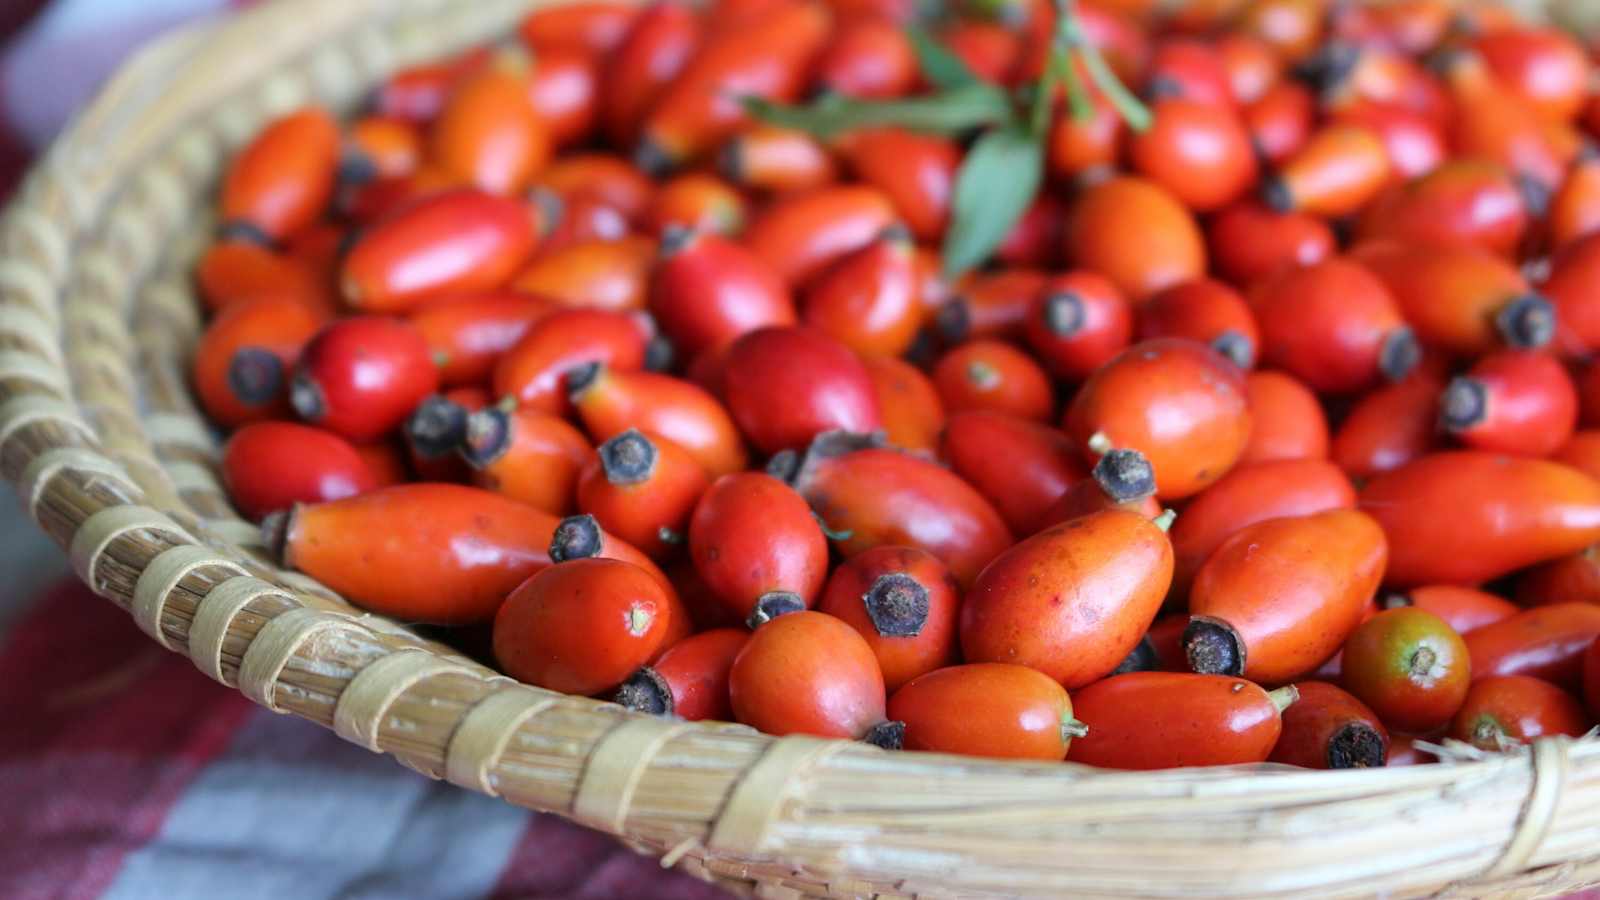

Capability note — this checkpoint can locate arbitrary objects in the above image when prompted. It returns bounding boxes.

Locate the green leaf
[742,84,1015,140]
[907,28,979,91]
[942,126,1044,278]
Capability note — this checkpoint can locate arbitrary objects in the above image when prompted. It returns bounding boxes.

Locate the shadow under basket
[2,0,1600,896]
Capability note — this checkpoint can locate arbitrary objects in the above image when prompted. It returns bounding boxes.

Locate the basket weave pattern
[3,0,1600,896]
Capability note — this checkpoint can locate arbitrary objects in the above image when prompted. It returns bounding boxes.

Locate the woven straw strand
[1488,738,1572,878]
[445,687,564,796]
[0,261,59,321]
[67,504,196,591]
[20,447,139,520]
[4,206,69,277]
[189,575,294,683]
[132,543,247,649]
[333,648,465,752]
[708,737,852,858]
[236,606,363,711]
[0,395,96,453]
[573,717,695,834]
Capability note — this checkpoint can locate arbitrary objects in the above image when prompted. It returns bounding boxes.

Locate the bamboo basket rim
[4,0,1600,896]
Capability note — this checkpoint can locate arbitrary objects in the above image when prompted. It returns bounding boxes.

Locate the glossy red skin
[1248,258,1409,395]
[818,546,961,691]
[512,235,656,311]
[374,48,492,124]
[1518,545,1600,607]
[1356,160,1527,257]
[941,410,1087,537]
[1022,270,1132,381]
[355,441,411,488]
[602,1,702,146]
[651,231,796,358]
[1446,351,1577,457]
[1067,672,1286,769]
[1268,681,1388,769]
[291,317,438,443]
[744,186,897,286]
[1047,94,1123,181]
[637,2,830,165]
[1190,509,1389,685]
[1143,38,1234,108]
[1065,338,1250,501]
[1360,452,1600,586]
[1136,278,1258,369]
[491,309,648,415]
[195,240,334,316]
[494,558,668,696]
[347,116,423,180]
[840,128,958,241]
[962,509,1173,689]
[1329,100,1447,183]
[721,327,881,454]
[636,628,748,721]
[519,1,639,54]
[728,610,887,739]
[572,367,749,477]
[1206,201,1334,288]
[1036,476,1161,529]
[721,125,837,194]
[342,190,540,312]
[220,108,338,240]
[793,445,1013,588]
[1214,33,1281,105]
[1341,608,1471,734]
[536,192,630,254]
[1449,675,1589,751]
[648,174,747,237]
[815,18,916,99]
[939,20,1022,85]
[1464,603,1600,691]
[1244,81,1315,165]
[467,407,593,515]
[890,663,1076,760]
[532,154,655,221]
[1386,585,1520,635]
[1129,98,1258,212]
[1331,367,1447,480]
[282,484,561,624]
[192,296,325,429]
[932,339,1054,424]
[1474,27,1589,124]
[1239,372,1328,464]
[1586,638,1600,720]
[576,429,709,560]
[1546,156,1600,253]
[995,193,1065,269]
[222,423,376,521]
[942,269,1049,343]
[432,65,550,195]
[1064,176,1206,302]
[861,354,945,454]
[407,293,553,387]
[1237,0,1325,62]
[1542,234,1600,356]
[527,47,598,147]
[1270,124,1391,218]
[802,228,921,358]
[689,472,828,623]
[1442,54,1568,192]
[1170,459,1357,597]
[1584,365,1600,428]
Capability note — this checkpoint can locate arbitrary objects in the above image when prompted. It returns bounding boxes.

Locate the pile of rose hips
[197,0,1600,771]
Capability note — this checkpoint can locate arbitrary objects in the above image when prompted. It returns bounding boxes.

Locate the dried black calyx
[226,348,284,406]
[1092,448,1156,502]
[599,429,658,484]
[863,573,929,637]
[550,514,604,562]
[1327,723,1387,769]
[862,720,905,750]
[614,667,673,717]
[1439,377,1488,432]
[747,591,805,629]
[405,395,471,459]
[1183,617,1245,677]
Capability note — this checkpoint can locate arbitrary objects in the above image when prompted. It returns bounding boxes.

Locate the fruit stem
[1061,716,1089,740]
[1152,509,1177,532]
[1268,684,1300,714]
[1056,0,1151,132]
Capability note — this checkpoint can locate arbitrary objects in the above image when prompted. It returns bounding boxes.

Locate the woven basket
[5,0,1600,896]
